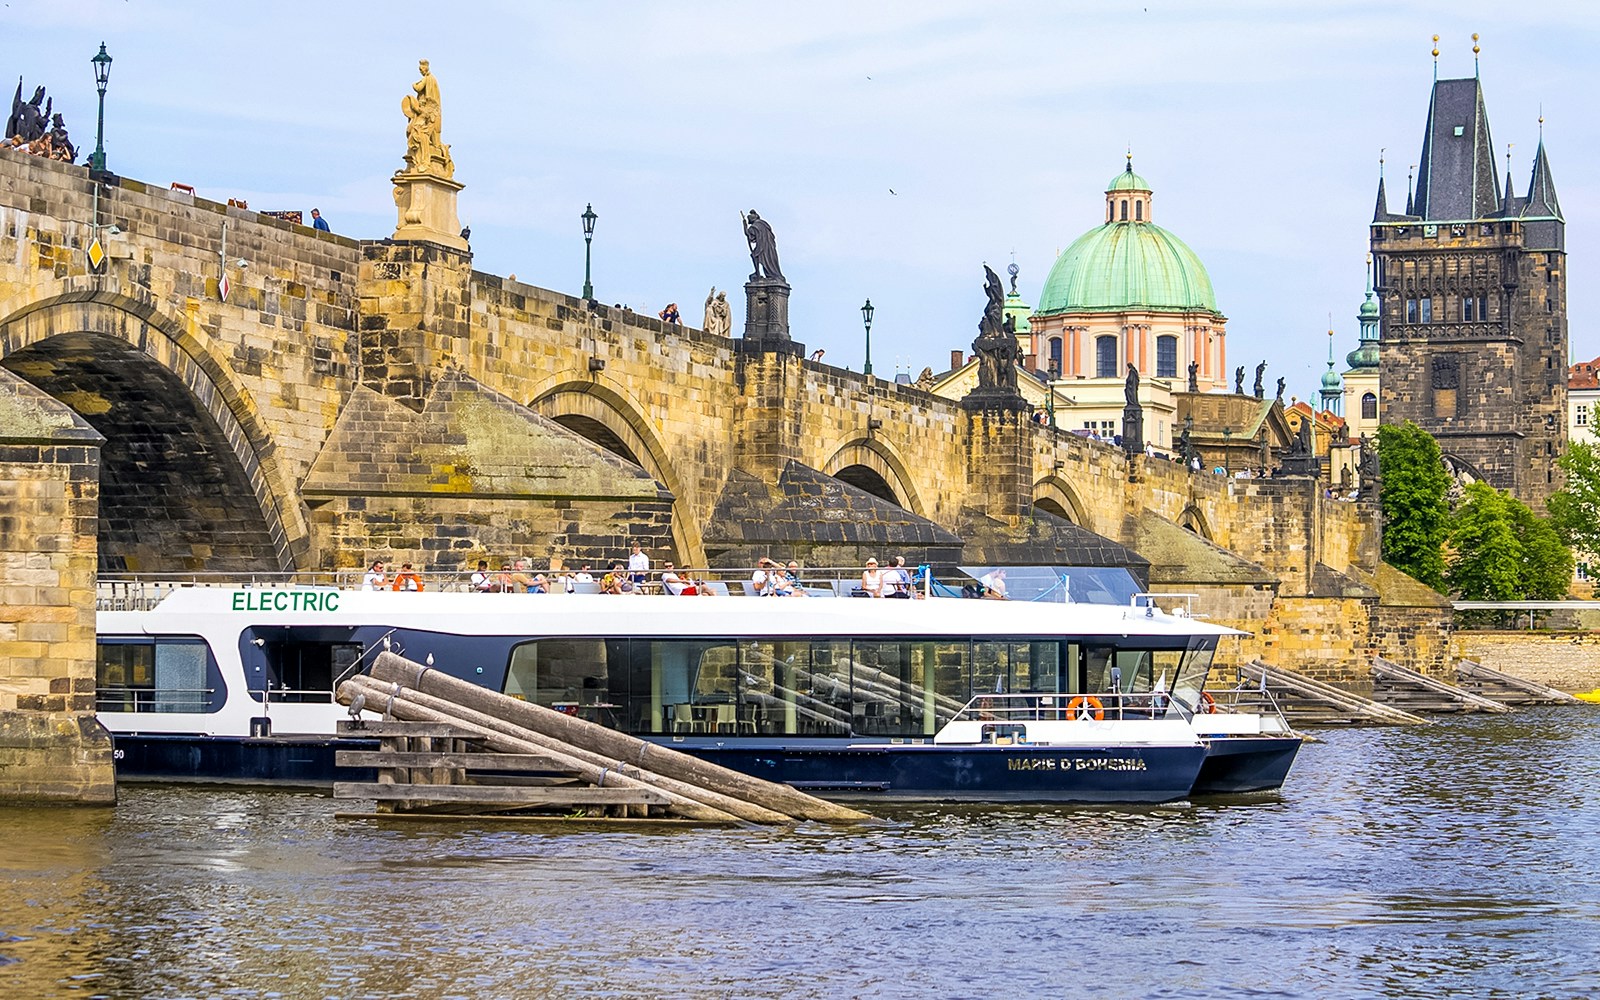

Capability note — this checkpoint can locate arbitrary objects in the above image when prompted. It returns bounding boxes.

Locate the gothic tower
[1370,62,1567,509]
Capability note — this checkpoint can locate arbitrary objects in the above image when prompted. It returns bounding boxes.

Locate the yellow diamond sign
[87,238,105,270]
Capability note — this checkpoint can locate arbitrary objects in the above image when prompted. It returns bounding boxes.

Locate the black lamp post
[580,203,597,301]
[860,298,875,376]
[1222,426,1232,474]
[89,42,112,173]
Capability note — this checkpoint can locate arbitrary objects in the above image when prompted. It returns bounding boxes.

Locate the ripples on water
[3,707,1599,999]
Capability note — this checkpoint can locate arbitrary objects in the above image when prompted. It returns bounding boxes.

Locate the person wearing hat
[860,557,885,598]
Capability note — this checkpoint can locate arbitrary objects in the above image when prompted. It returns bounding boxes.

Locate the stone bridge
[0,149,1448,801]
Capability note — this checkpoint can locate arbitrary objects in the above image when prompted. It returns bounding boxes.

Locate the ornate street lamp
[860,298,875,376]
[89,43,113,173]
[580,203,597,301]
[1222,426,1232,474]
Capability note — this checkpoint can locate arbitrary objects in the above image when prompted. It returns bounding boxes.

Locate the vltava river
[4,707,1598,999]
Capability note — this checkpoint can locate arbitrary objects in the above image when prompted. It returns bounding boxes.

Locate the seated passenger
[391,563,424,591]
[661,562,691,595]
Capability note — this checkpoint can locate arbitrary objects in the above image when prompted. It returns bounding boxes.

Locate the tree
[1547,442,1600,568]
[1378,421,1450,591]
[1445,482,1523,601]
[1505,494,1573,600]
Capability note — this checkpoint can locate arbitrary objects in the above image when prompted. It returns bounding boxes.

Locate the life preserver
[1066,695,1104,721]
[1199,691,1218,714]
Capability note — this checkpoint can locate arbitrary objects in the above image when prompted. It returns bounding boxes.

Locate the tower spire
[1373,150,1390,221]
[1406,164,1415,216]
[1473,32,1480,77]
[1432,34,1440,80]
[1502,142,1515,212]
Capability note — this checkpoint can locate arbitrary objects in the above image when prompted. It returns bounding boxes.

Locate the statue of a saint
[742,210,784,282]
[971,264,1020,394]
[703,286,732,338]
[7,82,49,143]
[1253,361,1267,399]
[1275,376,1286,401]
[1124,363,1141,408]
[1358,435,1379,479]
[1234,366,1246,395]
[914,366,935,392]
[47,113,74,163]
[401,60,452,178]
[1186,360,1199,393]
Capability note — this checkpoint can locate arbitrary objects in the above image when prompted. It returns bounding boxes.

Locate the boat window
[743,639,851,736]
[96,638,221,714]
[973,641,1062,698]
[505,638,612,707]
[1170,641,1217,711]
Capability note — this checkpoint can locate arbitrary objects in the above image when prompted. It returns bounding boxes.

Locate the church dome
[1035,220,1218,315]
[1358,296,1379,320]
[1036,163,1218,316]
[1321,366,1343,390]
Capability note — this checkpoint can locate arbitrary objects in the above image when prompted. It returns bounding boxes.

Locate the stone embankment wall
[1452,632,1600,693]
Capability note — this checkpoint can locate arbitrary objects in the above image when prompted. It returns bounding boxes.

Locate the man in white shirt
[661,562,688,595]
[980,568,1008,600]
[751,557,774,596]
[628,543,650,585]
[361,560,386,590]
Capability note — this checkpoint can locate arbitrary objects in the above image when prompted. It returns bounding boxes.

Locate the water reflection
[1,707,1598,998]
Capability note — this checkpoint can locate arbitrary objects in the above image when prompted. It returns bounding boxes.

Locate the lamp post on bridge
[88,42,112,173]
[580,203,597,302]
[1222,426,1232,475]
[1047,362,1059,429]
[860,298,874,376]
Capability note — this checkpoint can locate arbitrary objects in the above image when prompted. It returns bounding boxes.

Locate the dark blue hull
[661,740,1209,803]
[1192,736,1302,795]
[111,733,1206,802]
[112,733,374,786]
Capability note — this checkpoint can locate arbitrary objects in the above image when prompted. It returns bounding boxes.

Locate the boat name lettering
[1006,757,1147,772]
[231,590,340,612]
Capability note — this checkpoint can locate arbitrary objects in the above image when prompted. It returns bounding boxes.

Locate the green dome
[1358,294,1379,319]
[1107,165,1151,192]
[1321,366,1343,390]
[1035,222,1219,315]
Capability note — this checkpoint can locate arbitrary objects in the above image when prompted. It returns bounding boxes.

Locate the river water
[3,707,1599,1000]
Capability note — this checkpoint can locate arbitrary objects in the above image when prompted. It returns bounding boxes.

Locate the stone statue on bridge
[741,210,784,283]
[7,81,49,143]
[1275,376,1286,402]
[1253,361,1267,399]
[1187,360,1199,393]
[703,286,732,337]
[1124,363,1141,408]
[1234,366,1245,395]
[970,264,1020,396]
[401,59,453,179]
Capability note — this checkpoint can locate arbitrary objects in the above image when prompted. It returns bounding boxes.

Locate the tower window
[1120,200,1128,221]
[1361,393,1377,420]
[1156,335,1178,378]
[1464,297,1475,322]
[1420,297,1434,323]
[1048,337,1063,375]
[1095,335,1118,378]
[1478,295,1488,319]
[1406,298,1418,323]
[1135,201,1143,221]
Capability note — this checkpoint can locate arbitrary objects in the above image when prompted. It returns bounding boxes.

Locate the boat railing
[1205,682,1294,731]
[951,691,1193,724]
[94,686,216,712]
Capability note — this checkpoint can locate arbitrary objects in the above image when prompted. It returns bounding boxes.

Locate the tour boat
[95,585,1300,802]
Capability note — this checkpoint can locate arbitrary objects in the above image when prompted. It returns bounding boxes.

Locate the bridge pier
[963,398,1033,521]
[0,368,114,804]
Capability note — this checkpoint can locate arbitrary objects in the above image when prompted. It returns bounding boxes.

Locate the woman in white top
[860,558,885,598]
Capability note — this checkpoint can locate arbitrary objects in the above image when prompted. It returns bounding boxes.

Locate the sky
[9,1,1600,401]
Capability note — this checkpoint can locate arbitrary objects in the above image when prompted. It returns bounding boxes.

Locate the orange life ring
[1066,695,1104,721]
[1199,691,1218,714]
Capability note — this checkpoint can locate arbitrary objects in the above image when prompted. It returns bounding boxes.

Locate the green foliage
[1444,481,1572,603]
[1547,442,1600,562]
[1445,483,1523,601]
[1377,422,1450,591]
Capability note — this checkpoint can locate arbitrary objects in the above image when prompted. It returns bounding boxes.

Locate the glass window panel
[154,640,208,713]
[1156,335,1178,378]
[1096,336,1118,378]
[97,641,153,712]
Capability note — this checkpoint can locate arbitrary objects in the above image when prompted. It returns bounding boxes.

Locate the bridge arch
[1177,502,1214,540]
[529,376,704,565]
[1032,474,1090,530]
[821,437,925,516]
[0,281,305,572]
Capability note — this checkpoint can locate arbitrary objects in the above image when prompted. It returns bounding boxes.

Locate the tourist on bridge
[311,208,330,232]
[659,302,681,324]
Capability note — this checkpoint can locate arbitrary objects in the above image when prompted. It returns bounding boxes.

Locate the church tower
[1370,44,1567,509]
